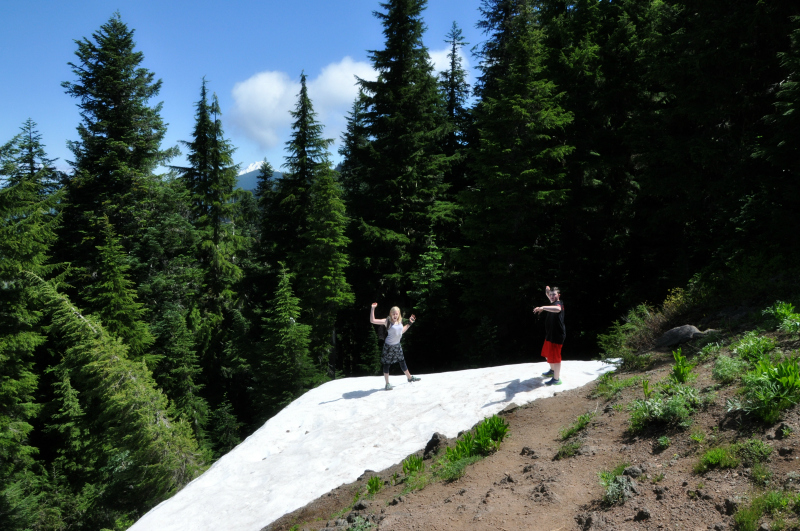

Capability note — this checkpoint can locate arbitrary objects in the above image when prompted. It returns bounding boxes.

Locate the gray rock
[623,465,643,478]
[654,325,709,348]
[576,511,610,531]
[778,446,794,457]
[520,446,538,457]
[713,523,727,531]
[353,500,369,510]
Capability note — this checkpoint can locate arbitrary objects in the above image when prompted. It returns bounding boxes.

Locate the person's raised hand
[410,314,416,323]
[371,302,378,308]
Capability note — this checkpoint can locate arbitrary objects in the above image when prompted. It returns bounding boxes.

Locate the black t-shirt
[545,300,565,344]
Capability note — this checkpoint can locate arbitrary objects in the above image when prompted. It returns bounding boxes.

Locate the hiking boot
[545,378,562,386]
[408,376,421,382]
[542,369,554,378]
[385,383,394,390]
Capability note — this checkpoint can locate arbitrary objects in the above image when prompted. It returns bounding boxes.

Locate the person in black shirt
[533,285,565,385]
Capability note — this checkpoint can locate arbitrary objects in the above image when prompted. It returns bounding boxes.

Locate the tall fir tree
[0,161,61,530]
[176,80,248,450]
[0,119,62,195]
[349,0,452,302]
[460,0,574,359]
[81,215,155,362]
[60,12,175,270]
[252,266,312,423]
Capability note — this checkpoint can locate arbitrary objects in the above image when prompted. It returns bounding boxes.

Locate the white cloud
[229,57,376,157]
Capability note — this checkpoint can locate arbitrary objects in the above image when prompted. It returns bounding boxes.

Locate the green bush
[554,440,582,460]
[591,372,643,400]
[445,416,510,462]
[727,356,800,424]
[402,455,424,475]
[712,355,749,384]
[671,348,694,383]
[654,435,671,451]
[736,438,773,466]
[732,330,776,363]
[694,340,723,364]
[598,462,632,506]
[695,446,739,473]
[628,384,700,433]
[559,411,596,440]
[434,456,481,482]
[366,476,382,495]
[346,516,375,531]
[763,301,800,335]
[751,462,772,487]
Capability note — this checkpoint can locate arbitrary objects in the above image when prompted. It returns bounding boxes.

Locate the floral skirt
[381,342,405,365]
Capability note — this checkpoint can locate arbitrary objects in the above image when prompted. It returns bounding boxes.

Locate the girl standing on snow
[370,303,420,390]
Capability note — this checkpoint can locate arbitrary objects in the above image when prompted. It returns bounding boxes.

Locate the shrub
[434,456,481,482]
[598,463,632,506]
[695,446,739,473]
[751,462,772,487]
[402,455,424,475]
[736,438,772,466]
[694,340,723,364]
[654,436,671,451]
[628,384,700,433]
[727,356,800,424]
[732,330,776,363]
[712,355,749,384]
[763,301,800,335]
[366,476,382,495]
[559,411,596,440]
[591,373,643,400]
[346,516,375,531]
[554,441,582,460]
[445,416,510,462]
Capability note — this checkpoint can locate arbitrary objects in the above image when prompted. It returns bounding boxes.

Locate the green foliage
[598,463,632,506]
[732,331,776,363]
[628,384,700,433]
[554,441,582,460]
[402,455,424,476]
[713,355,749,384]
[655,436,671,452]
[751,462,773,488]
[591,373,643,400]
[671,348,694,383]
[366,476,382,495]
[734,490,799,531]
[642,379,653,400]
[763,301,800,335]
[737,438,773,466]
[727,356,800,424]
[346,515,375,531]
[559,411,596,440]
[444,416,509,463]
[434,456,482,483]
[695,446,740,473]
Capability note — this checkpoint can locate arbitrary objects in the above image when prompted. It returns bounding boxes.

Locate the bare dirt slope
[266,344,800,531]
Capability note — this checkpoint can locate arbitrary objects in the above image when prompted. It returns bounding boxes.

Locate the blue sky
[1,0,485,175]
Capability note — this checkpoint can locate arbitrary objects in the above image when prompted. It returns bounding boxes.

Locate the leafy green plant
[434,455,481,482]
[694,340,723,364]
[763,301,800,335]
[554,441,582,460]
[402,455,424,475]
[654,435,671,451]
[628,384,700,433]
[559,411,596,440]
[473,415,509,454]
[642,379,653,400]
[346,516,375,531]
[712,355,749,384]
[651,472,665,483]
[445,433,475,462]
[366,476,382,495]
[671,348,693,383]
[598,462,632,506]
[695,446,739,473]
[690,430,706,445]
[736,438,773,466]
[591,373,643,400]
[727,356,800,423]
[780,425,794,438]
[732,330,776,363]
[751,462,773,487]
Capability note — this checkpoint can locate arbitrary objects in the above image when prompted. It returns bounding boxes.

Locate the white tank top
[385,322,403,345]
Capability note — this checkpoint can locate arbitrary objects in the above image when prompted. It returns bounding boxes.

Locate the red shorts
[541,340,563,364]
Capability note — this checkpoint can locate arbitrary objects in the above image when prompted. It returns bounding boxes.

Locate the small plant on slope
[671,348,694,383]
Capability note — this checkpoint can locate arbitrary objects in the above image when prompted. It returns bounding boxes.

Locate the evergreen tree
[0,119,62,195]
[298,169,354,377]
[438,21,471,166]
[60,12,175,258]
[349,0,452,300]
[82,215,155,361]
[460,1,574,358]
[29,274,202,529]
[253,266,312,423]
[0,172,60,530]
[337,92,370,201]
